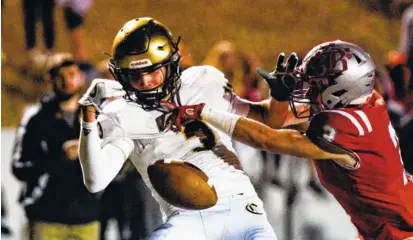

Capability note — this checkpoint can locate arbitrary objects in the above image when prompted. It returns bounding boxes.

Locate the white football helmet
[290,40,376,118]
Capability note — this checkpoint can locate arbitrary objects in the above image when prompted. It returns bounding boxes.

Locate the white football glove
[79,79,126,112]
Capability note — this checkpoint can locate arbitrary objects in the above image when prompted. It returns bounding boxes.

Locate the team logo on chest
[245,203,263,215]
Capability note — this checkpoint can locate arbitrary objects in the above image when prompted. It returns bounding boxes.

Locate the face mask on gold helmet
[108,17,181,109]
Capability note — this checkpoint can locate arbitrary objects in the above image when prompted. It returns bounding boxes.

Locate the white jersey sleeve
[179,65,250,117]
[78,99,134,193]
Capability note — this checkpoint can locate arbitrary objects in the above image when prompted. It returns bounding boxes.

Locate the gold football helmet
[108,17,181,108]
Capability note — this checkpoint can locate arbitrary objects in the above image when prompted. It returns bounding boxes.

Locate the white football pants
[148,193,277,240]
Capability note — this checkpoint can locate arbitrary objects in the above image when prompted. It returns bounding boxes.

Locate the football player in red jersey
[174,40,413,240]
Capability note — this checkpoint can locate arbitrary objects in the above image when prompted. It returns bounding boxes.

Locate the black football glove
[257,52,299,101]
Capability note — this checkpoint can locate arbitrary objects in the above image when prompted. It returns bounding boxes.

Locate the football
[147,159,218,210]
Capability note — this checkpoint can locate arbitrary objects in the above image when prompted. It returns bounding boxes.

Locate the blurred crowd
[1,1,412,240]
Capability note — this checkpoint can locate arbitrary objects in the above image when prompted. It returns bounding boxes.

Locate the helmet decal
[129,59,152,69]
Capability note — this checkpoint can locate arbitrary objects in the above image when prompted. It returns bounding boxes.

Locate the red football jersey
[307,91,413,240]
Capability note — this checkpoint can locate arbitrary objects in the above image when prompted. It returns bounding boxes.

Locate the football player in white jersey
[77,17,301,239]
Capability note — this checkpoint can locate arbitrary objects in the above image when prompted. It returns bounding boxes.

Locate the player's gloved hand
[174,104,206,131]
[78,79,126,112]
[257,52,299,101]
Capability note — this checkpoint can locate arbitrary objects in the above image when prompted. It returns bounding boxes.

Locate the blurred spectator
[21,0,56,71]
[11,58,101,240]
[383,4,413,175]
[57,0,98,82]
[374,68,394,100]
[96,59,113,80]
[360,0,411,17]
[239,52,269,101]
[202,40,244,95]
[178,40,195,71]
[57,0,92,64]
[385,64,412,125]
[389,4,413,86]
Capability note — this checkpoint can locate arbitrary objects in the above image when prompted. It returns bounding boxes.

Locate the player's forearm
[201,105,348,161]
[202,104,291,151]
[232,118,331,159]
[247,98,288,129]
[79,121,130,192]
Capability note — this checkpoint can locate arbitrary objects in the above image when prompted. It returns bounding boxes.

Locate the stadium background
[1,0,408,239]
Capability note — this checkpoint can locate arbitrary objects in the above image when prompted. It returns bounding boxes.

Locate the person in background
[239,52,269,101]
[388,3,413,90]
[386,3,413,175]
[96,59,113,80]
[11,58,101,240]
[202,40,245,96]
[385,64,412,126]
[178,40,194,71]
[57,0,93,66]
[21,0,56,72]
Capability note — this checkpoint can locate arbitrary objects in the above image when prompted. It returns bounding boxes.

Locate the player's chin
[147,159,218,210]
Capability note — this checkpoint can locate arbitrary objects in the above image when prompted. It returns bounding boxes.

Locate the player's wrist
[81,106,97,122]
[200,105,240,136]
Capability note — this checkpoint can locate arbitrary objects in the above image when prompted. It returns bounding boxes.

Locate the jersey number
[183,121,217,152]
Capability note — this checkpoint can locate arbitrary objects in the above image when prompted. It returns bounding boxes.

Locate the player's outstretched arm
[230,117,354,164]
[176,104,356,166]
[78,79,133,193]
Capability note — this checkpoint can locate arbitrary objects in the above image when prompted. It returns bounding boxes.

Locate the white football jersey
[97,66,257,219]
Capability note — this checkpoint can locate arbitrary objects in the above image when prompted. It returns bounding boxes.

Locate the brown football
[147,159,218,210]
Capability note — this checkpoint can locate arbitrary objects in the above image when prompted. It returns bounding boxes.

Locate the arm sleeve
[79,120,134,193]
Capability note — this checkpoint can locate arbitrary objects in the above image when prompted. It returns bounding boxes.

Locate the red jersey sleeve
[306,110,363,168]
